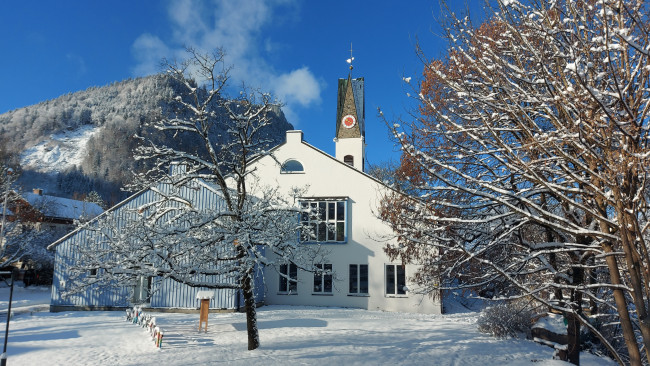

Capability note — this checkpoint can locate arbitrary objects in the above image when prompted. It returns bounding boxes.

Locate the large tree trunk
[593,190,644,365]
[618,207,650,362]
[566,262,584,366]
[242,270,260,350]
[601,240,643,365]
[566,311,580,365]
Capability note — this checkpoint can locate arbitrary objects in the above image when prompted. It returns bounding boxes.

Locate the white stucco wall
[334,136,365,171]
[252,130,442,314]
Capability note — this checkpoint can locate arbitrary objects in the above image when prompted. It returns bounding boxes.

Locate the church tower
[335,73,365,172]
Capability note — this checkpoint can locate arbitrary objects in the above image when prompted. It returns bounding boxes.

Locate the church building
[48,69,442,315]
[249,71,441,313]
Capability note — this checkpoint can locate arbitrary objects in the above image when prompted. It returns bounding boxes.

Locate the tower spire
[336,49,365,172]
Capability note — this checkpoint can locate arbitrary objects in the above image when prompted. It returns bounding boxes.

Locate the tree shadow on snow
[160,322,217,349]
[0,330,81,356]
[231,318,328,332]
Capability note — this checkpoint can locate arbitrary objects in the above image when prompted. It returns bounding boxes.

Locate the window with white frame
[300,199,347,243]
[279,263,298,294]
[385,264,407,296]
[349,264,368,294]
[313,263,333,294]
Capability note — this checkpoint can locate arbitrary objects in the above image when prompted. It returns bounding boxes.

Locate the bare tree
[381,0,649,364]
[62,47,323,351]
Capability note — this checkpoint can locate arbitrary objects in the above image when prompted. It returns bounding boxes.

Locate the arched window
[344,155,354,166]
[281,159,304,173]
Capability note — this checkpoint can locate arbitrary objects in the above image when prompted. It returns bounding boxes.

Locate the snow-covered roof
[196,291,215,300]
[22,192,103,220]
[48,177,225,250]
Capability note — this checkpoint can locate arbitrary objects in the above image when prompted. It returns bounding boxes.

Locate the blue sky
[1,0,486,165]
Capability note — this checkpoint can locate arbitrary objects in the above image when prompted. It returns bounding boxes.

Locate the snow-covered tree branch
[61,47,324,351]
[381,0,649,364]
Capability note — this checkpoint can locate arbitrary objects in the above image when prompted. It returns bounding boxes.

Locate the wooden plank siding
[50,178,263,311]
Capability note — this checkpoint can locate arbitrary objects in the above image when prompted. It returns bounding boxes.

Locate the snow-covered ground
[20,125,99,174]
[0,284,615,366]
[0,284,51,321]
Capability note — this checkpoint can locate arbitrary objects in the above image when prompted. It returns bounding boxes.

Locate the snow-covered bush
[477,302,534,339]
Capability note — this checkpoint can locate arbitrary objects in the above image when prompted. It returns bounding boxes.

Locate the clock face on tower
[341,114,356,129]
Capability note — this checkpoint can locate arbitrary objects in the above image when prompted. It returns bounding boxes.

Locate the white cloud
[131,0,321,125]
[131,33,171,76]
[274,67,321,107]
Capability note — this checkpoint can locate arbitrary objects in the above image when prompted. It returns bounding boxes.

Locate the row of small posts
[125,307,164,348]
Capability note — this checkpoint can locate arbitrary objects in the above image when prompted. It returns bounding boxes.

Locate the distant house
[2,189,103,282]
[48,71,442,314]
[17,189,104,238]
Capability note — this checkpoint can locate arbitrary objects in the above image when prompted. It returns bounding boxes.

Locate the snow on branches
[62,47,324,351]
[381,0,649,364]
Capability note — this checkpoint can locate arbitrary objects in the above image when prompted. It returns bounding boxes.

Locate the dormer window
[343,155,354,166]
[281,159,304,174]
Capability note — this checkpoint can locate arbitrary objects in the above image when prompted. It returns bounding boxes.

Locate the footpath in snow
[0,284,615,365]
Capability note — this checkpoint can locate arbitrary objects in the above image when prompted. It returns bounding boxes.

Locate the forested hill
[0,74,293,204]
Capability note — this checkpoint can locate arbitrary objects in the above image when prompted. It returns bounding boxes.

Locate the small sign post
[196,291,214,333]
[198,299,209,332]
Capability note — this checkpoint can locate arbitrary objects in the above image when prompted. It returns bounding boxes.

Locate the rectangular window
[385,264,406,296]
[300,199,347,243]
[313,263,333,294]
[279,263,298,294]
[349,264,368,294]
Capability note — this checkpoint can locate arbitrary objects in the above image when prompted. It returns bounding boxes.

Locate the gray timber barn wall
[51,179,263,311]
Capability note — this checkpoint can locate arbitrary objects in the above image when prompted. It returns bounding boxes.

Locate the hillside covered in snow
[0,75,293,203]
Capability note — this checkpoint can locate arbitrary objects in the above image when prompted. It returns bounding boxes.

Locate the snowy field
[0,285,615,366]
